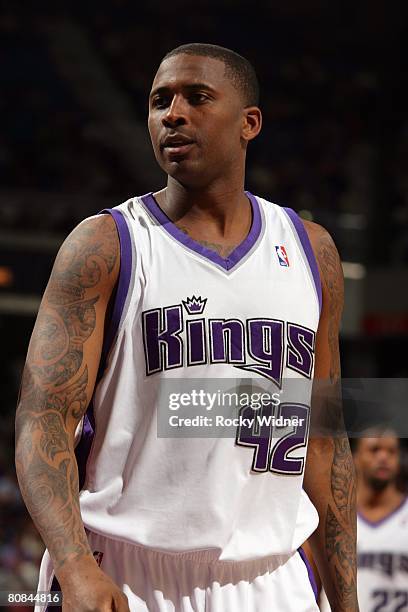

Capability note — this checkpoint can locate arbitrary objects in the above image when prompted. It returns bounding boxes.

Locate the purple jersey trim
[75,208,133,499]
[140,191,262,271]
[99,208,133,372]
[75,403,95,491]
[283,207,322,315]
[358,496,408,528]
[298,547,319,602]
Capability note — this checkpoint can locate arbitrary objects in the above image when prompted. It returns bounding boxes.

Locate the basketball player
[15,44,358,611]
[354,431,408,611]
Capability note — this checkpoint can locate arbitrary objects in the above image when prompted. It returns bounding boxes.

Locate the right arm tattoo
[15,215,119,571]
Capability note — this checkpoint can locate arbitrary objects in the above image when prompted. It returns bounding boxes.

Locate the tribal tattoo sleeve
[304,221,358,612]
[15,215,119,571]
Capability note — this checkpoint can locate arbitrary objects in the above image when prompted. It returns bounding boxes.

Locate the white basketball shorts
[36,530,319,612]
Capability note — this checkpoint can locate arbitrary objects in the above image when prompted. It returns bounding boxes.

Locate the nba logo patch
[275,245,290,267]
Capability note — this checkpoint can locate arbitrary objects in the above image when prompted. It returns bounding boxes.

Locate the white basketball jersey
[77,191,321,561]
[357,498,408,612]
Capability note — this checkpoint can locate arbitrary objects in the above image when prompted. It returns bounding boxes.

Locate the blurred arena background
[1,0,407,606]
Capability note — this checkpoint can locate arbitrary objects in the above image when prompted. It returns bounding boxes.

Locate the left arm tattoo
[305,224,358,611]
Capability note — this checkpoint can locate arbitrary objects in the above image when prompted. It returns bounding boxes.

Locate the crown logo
[182,295,207,315]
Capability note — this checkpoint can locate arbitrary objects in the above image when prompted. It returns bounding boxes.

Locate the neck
[357,480,403,513]
[154,176,250,239]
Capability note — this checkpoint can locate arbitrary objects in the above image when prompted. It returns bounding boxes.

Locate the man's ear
[242,107,262,142]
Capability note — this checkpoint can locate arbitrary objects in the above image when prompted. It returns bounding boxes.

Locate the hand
[57,556,131,612]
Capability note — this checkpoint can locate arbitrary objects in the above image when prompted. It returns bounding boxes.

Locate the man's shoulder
[294,218,344,316]
[64,213,119,251]
[301,219,342,280]
[300,218,331,252]
[55,213,120,289]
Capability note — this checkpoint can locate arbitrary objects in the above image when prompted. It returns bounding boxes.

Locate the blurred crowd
[0,456,44,595]
[0,343,42,599]
[1,1,407,263]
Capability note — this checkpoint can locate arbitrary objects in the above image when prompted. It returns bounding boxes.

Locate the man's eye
[152,97,169,109]
[189,93,209,104]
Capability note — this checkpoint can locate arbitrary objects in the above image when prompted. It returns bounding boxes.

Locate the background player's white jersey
[77,192,322,561]
[357,498,408,612]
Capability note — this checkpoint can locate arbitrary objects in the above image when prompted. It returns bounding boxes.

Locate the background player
[354,430,408,611]
[15,44,358,611]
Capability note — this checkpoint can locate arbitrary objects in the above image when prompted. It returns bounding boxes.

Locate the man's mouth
[374,467,391,477]
[164,144,194,157]
[161,135,195,155]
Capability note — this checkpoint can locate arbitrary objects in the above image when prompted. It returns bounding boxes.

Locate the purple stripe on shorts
[298,547,319,602]
[140,191,262,271]
[283,207,322,315]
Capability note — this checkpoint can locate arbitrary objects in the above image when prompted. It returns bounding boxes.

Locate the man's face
[148,54,257,187]
[354,435,400,490]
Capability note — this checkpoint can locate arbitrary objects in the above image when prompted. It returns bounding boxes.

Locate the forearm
[305,435,358,611]
[15,367,95,575]
[15,373,131,612]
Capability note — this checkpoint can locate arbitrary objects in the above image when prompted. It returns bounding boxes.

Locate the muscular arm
[15,215,129,610]
[303,222,358,611]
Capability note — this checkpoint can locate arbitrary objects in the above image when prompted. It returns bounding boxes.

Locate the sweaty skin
[16,52,358,611]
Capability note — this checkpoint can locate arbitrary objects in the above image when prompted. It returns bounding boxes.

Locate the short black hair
[351,428,400,453]
[162,43,260,107]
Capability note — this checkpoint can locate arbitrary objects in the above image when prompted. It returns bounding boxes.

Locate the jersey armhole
[281,207,323,317]
[73,207,134,494]
[98,207,134,376]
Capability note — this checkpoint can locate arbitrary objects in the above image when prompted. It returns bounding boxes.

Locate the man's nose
[162,95,187,127]
[377,449,390,463]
